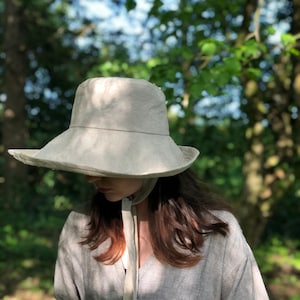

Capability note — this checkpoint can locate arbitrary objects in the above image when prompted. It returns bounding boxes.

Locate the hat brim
[8,127,199,178]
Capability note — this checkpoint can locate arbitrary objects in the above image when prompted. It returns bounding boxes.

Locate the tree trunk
[238,0,299,246]
[238,84,267,246]
[2,0,28,204]
[233,0,268,246]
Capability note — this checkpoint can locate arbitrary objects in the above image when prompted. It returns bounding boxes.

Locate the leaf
[201,42,217,56]
[149,0,163,16]
[266,26,276,35]
[281,33,296,46]
[223,57,241,74]
[125,0,136,11]
[246,68,262,79]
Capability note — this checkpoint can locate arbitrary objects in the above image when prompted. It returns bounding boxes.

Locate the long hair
[81,169,230,267]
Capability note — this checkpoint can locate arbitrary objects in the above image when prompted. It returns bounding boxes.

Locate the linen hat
[8,77,199,177]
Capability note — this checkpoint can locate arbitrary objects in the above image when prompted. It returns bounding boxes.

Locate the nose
[86,175,102,183]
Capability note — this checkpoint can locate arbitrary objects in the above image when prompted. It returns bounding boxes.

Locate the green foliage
[256,238,300,274]
[200,42,218,56]
[264,181,300,241]
[281,33,300,56]
[0,170,92,298]
[255,237,300,299]
[125,0,136,11]
[0,206,62,297]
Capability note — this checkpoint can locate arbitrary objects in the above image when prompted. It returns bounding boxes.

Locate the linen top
[54,210,269,300]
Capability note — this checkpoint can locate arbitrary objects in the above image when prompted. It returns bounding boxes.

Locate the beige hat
[8,77,199,177]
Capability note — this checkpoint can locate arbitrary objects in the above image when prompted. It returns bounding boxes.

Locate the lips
[97,187,112,193]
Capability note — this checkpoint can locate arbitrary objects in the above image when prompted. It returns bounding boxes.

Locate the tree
[2,0,28,204]
[236,0,300,245]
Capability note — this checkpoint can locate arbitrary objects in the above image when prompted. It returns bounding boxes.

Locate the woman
[9,77,269,299]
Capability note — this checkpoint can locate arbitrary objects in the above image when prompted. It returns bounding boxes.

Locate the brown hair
[81,169,230,267]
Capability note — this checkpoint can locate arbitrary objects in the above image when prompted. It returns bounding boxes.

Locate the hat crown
[70,77,169,135]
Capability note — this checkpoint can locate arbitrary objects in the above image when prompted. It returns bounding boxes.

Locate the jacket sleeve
[54,244,81,299]
[220,213,270,300]
[54,211,86,300]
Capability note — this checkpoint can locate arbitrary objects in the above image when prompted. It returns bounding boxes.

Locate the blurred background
[0,0,299,299]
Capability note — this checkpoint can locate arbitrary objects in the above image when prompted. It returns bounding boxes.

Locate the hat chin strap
[132,178,158,205]
[121,178,158,300]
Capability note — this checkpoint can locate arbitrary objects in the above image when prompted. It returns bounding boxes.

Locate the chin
[104,196,123,202]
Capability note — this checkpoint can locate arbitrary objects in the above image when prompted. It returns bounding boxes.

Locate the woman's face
[86,176,144,202]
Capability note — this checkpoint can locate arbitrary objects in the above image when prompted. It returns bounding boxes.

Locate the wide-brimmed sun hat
[8,77,199,177]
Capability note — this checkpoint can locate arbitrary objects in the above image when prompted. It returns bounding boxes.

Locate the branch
[245,0,264,42]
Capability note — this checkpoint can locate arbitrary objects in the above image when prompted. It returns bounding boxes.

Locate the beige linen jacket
[54,210,269,300]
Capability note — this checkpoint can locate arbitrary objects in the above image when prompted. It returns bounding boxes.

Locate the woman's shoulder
[58,207,90,245]
[204,209,240,230]
[207,210,252,258]
[211,210,240,227]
